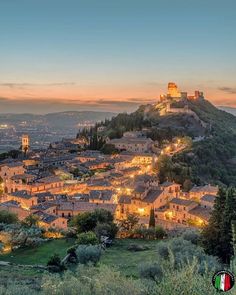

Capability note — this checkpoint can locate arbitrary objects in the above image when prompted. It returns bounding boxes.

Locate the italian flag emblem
[213,270,234,292]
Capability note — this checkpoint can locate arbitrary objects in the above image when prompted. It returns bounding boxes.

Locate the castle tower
[22,134,30,153]
[167,82,181,98]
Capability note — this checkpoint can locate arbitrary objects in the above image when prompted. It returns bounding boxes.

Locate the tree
[120,214,139,231]
[0,210,18,224]
[23,214,39,227]
[149,208,155,228]
[76,245,102,265]
[201,187,236,264]
[71,209,116,234]
[94,222,118,239]
[77,231,98,245]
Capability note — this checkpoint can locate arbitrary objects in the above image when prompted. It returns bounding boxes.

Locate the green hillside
[99,98,236,186]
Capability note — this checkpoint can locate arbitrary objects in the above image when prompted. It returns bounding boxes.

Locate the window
[183,206,186,210]
[52,223,55,226]
[62,212,64,217]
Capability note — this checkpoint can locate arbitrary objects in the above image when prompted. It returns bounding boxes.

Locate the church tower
[22,134,30,153]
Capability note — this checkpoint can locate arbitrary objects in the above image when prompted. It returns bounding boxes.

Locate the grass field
[0,238,159,279]
[0,238,75,265]
[100,239,159,277]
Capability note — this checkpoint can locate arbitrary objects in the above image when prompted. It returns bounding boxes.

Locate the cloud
[0,96,145,114]
[218,86,236,94]
[0,82,76,89]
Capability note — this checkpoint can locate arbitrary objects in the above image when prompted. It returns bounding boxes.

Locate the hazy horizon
[1,0,236,113]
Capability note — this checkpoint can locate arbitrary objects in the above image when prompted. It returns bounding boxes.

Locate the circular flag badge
[212,270,235,292]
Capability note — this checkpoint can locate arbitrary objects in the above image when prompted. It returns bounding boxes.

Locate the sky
[0,0,236,114]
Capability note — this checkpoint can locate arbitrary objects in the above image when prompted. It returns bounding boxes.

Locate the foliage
[76,245,102,265]
[131,226,166,240]
[100,143,118,154]
[157,155,191,185]
[156,237,221,273]
[41,264,146,295]
[127,243,150,252]
[139,262,163,282]
[0,210,18,224]
[181,229,200,245]
[119,214,139,231]
[94,222,118,240]
[72,209,115,233]
[22,214,39,227]
[47,253,65,272]
[77,231,99,245]
[201,187,236,263]
[149,208,155,228]
[47,253,61,267]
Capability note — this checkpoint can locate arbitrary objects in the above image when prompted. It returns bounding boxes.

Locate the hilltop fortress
[160,82,204,102]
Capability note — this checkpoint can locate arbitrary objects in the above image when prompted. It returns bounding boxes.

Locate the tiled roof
[188,206,212,221]
[33,211,59,223]
[118,195,132,204]
[10,190,34,199]
[201,194,216,203]
[170,198,196,206]
[57,201,117,213]
[143,189,163,203]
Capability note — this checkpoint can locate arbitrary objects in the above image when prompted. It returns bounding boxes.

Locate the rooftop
[143,189,163,203]
[170,198,196,206]
[188,206,212,221]
[201,194,216,203]
[9,190,34,199]
[57,201,117,213]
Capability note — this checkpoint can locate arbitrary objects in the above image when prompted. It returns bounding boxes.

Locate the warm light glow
[138,208,145,215]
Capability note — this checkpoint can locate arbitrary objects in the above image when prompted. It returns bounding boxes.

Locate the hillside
[100,98,236,186]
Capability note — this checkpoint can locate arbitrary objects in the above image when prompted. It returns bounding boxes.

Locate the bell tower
[22,134,30,153]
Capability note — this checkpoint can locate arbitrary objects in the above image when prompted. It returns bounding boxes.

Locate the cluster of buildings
[0,122,218,232]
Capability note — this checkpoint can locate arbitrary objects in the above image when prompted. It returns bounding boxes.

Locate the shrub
[76,245,102,265]
[127,243,150,252]
[77,231,99,245]
[71,209,115,233]
[0,210,18,224]
[132,226,166,240]
[156,237,221,273]
[95,222,118,240]
[47,253,61,267]
[181,229,200,245]
[139,262,163,282]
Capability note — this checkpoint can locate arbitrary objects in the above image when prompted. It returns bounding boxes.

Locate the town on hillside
[0,84,218,243]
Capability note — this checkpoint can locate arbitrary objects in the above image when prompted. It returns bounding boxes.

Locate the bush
[127,243,150,252]
[0,210,18,224]
[156,238,221,273]
[95,222,118,240]
[47,253,61,267]
[41,264,147,295]
[181,229,200,245]
[71,209,115,233]
[139,262,163,282]
[131,226,167,240]
[76,245,102,265]
[77,231,99,245]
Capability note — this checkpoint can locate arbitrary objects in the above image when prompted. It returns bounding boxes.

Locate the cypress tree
[201,187,236,264]
[149,208,155,228]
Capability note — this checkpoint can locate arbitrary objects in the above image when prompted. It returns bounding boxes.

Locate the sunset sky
[0,0,236,113]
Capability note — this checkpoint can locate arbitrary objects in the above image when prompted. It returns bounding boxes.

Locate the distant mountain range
[218,106,236,116]
[0,111,116,131]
